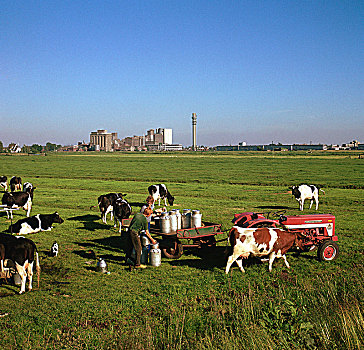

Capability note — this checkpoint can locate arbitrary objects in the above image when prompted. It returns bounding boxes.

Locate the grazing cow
[97,193,126,224]
[23,182,34,192]
[225,226,303,274]
[10,176,22,192]
[1,186,35,219]
[0,233,40,294]
[0,176,8,191]
[148,184,174,206]
[290,185,324,211]
[8,212,64,235]
[113,198,132,233]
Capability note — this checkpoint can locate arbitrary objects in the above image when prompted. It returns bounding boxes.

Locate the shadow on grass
[72,235,127,264]
[128,202,145,209]
[67,214,111,231]
[165,247,268,270]
[255,205,292,210]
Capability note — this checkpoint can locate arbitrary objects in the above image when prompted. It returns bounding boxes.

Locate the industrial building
[89,128,182,152]
[215,143,327,152]
[89,130,118,152]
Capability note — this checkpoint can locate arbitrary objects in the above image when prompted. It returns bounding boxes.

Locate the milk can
[130,246,149,265]
[141,246,149,264]
[150,243,161,267]
[175,209,182,229]
[191,210,202,228]
[96,258,108,273]
[160,212,171,233]
[13,273,22,285]
[140,233,150,247]
[169,210,178,231]
[182,209,191,228]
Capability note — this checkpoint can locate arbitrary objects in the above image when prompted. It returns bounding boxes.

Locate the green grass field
[0,152,363,349]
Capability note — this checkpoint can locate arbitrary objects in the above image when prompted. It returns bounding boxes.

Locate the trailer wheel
[162,241,183,259]
[318,241,339,261]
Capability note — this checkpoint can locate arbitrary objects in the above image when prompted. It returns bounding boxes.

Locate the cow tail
[35,251,41,288]
[320,188,325,195]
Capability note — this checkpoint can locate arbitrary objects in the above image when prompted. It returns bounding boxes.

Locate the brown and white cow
[225,226,301,274]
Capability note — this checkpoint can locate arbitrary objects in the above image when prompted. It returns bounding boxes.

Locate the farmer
[140,195,155,231]
[126,207,157,269]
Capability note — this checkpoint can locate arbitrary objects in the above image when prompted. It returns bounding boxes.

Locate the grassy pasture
[0,151,363,349]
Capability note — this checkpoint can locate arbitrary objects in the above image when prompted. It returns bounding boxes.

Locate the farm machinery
[232,211,339,261]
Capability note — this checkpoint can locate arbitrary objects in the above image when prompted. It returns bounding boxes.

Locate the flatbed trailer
[121,218,225,259]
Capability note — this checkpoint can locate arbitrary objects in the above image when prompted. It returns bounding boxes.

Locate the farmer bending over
[126,207,157,269]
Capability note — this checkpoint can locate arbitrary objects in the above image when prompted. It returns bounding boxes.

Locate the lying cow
[98,193,126,224]
[148,184,174,206]
[10,176,22,192]
[113,197,132,233]
[8,212,64,235]
[290,185,324,211]
[225,226,303,274]
[0,176,8,191]
[1,186,35,219]
[0,233,40,294]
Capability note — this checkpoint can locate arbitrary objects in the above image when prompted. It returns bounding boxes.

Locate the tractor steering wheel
[272,210,287,220]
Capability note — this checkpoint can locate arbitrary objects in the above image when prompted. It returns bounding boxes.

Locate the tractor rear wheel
[318,240,339,261]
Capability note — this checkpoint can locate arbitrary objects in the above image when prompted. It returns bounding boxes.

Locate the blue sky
[1,1,363,147]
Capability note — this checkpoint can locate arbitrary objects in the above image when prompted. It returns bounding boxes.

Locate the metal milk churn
[141,246,149,264]
[140,232,150,247]
[174,209,182,229]
[140,232,150,264]
[96,258,108,273]
[13,273,22,285]
[169,210,178,231]
[160,212,171,233]
[191,210,202,228]
[150,243,161,267]
[182,209,191,228]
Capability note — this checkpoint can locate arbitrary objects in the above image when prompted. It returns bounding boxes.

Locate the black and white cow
[0,176,8,191]
[10,176,22,192]
[290,185,325,211]
[98,193,126,224]
[1,186,35,219]
[0,233,40,294]
[113,198,132,233]
[148,184,174,206]
[23,182,34,192]
[8,212,64,235]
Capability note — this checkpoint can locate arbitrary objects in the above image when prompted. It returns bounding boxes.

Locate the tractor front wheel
[318,241,339,261]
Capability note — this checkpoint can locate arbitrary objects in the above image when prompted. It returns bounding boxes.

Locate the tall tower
[192,113,197,151]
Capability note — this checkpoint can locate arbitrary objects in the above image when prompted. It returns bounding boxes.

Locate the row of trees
[0,141,62,153]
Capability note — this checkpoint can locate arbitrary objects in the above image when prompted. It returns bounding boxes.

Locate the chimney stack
[192,113,197,151]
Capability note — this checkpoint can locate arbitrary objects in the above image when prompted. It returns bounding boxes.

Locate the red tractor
[232,211,339,262]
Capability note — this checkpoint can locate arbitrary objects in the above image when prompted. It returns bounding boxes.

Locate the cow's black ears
[122,193,127,197]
